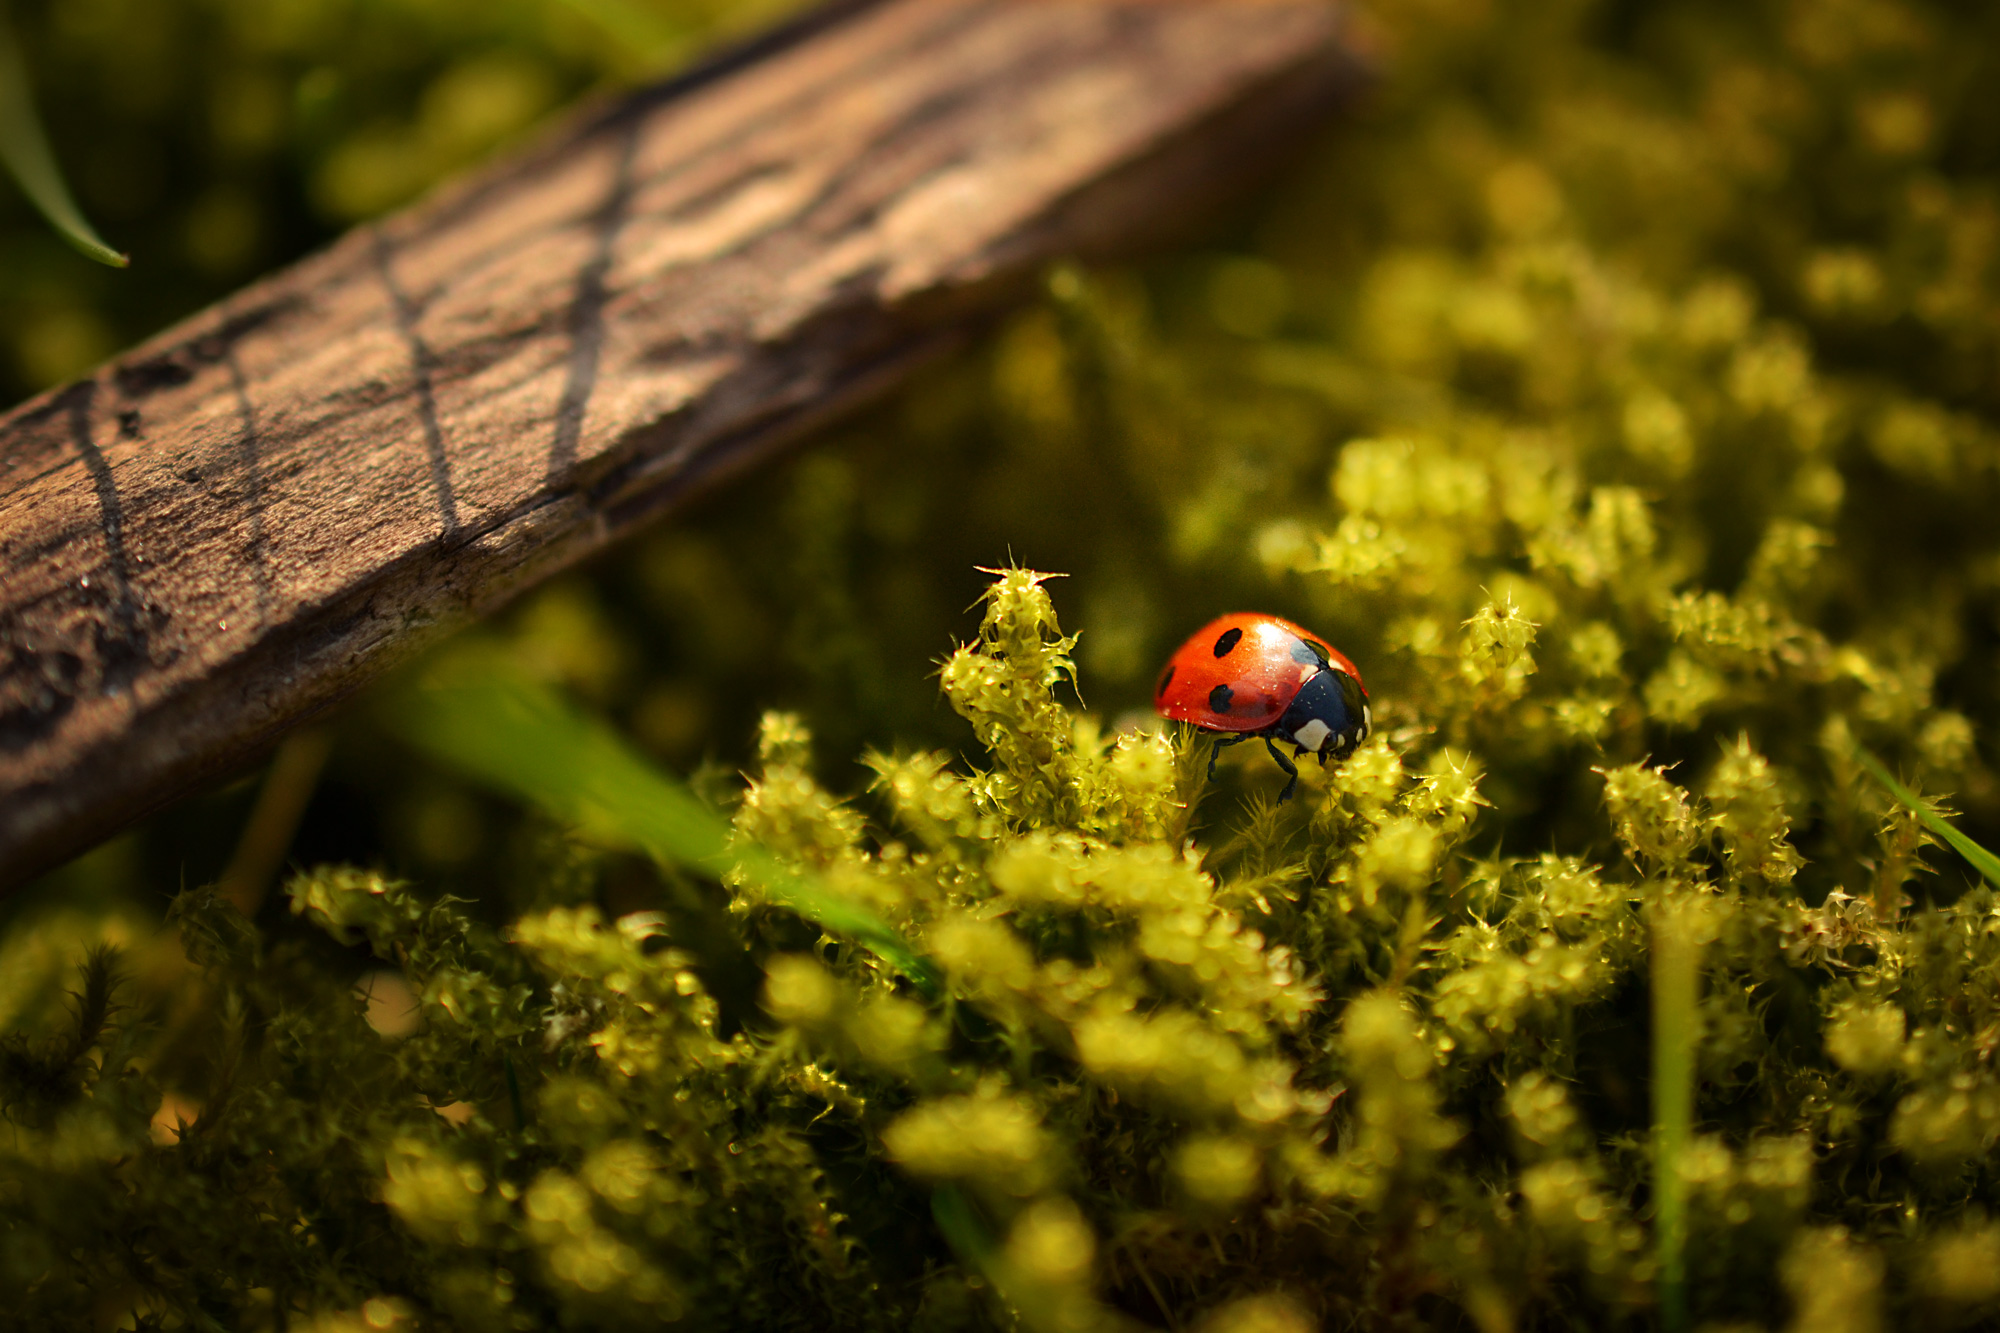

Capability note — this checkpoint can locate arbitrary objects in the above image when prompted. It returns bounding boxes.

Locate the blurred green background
[0,0,790,397]
[7,0,2000,937]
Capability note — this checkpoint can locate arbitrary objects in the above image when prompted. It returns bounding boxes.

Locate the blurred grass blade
[217,730,333,919]
[1650,895,1706,1333]
[548,0,686,62]
[930,1186,999,1272]
[1855,747,2000,889]
[0,9,128,268]
[389,656,938,993]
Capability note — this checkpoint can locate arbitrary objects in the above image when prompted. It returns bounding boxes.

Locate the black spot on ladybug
[1208,684,1233,714]
[1213,627,1243,658]
[1156,663,1175,696]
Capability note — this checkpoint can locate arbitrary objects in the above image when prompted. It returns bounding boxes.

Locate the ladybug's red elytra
[1153,612,1371,801]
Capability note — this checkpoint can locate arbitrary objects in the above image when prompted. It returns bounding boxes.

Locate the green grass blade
[0,10,128,268]
[930,1186,999,1273]
[1855,747,2000,889]
[1650,895,1704,1333]
[388,656,939,993]
[547,0,689,60]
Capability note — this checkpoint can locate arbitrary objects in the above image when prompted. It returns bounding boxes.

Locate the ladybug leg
[1264,736,1300,803]
[1207,733,1254,782]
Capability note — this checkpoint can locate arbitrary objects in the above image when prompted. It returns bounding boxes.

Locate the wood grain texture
[0,0,1359,886]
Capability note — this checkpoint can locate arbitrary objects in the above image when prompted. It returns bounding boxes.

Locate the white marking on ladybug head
[1293,718,1333,753]
[1360,704,1372,736]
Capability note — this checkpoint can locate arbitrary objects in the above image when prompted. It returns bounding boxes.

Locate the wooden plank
[0,0,1359,887]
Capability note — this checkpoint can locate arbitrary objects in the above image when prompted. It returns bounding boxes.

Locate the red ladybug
[1154,613,1371,801]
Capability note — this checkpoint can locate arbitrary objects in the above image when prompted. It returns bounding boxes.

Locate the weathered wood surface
[0,0,1359,886]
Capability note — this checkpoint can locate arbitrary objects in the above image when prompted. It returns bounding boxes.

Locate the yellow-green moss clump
[5,564,1997,1330]
[7,0,2000,1329]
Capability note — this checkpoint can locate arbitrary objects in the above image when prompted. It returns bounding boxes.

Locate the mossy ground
[6,0,2000,1330]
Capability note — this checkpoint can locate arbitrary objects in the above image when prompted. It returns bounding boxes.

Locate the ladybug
[1153,613,1371,801]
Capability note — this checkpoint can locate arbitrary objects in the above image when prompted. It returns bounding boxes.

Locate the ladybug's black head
[1272,667,1368,757]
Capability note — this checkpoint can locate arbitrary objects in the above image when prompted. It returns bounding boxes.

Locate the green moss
[9,0,2000,1327]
